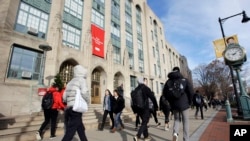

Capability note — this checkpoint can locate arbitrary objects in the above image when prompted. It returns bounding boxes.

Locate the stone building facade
[0,0,191,116]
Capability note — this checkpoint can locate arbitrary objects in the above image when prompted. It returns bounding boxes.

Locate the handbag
[73,88,88,113]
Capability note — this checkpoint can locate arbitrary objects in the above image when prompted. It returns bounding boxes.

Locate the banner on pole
[213,34,238,58]
[91,24,105,58]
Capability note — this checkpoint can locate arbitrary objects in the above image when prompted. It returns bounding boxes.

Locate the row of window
[11,0,170,81]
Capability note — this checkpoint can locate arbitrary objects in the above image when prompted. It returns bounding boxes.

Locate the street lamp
[38,44,52,85]
[218,10,250,116]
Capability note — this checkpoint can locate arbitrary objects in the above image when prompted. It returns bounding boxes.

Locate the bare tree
[193,60,231,100]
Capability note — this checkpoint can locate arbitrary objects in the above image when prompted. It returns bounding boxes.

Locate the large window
[64,0,83,20]
[113,46,121,64]
[91,9,104,28]
[8,46,42,80]
[62,23,81,49]
[15,2,49,39]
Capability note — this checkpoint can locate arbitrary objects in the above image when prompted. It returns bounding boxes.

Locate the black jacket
[138,84,158,112]
[112,95,125,114]
[193,93,204,107]
[163,71,193,111]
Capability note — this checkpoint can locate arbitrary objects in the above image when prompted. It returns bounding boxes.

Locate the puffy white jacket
[63,65,89,107]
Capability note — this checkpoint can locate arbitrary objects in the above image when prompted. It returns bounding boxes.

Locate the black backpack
[41,91,53,110]
[165,78,185,99]
[131,86,145,113]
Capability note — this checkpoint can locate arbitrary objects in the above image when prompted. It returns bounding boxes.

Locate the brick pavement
[199,108,250,141]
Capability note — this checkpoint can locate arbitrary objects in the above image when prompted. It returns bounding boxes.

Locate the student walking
[62,65,89,141]
[133,77,158,141]
[193,90,204,119]
[36,85,65,140]
[99,89,114,131]
[163,67,193,141]
[148,96,161,127]
[159,94,171,131]
[111,89,125,133]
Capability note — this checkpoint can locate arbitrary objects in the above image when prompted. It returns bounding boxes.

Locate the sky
[147,0,250,75]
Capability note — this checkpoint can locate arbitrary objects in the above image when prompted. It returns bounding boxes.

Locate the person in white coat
[62,65,89,141]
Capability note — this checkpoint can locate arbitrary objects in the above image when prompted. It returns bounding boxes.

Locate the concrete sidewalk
[41,107,218,141]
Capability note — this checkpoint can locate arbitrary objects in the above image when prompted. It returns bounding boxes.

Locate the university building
[0,0,192,116]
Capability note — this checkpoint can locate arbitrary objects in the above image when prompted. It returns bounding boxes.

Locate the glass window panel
[8,46,42,80]
[15,2,49,39]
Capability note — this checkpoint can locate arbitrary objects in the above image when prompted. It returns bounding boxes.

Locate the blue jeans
[114,112,122,128]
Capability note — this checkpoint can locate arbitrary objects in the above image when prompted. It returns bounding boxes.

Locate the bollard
[225,100,234,122]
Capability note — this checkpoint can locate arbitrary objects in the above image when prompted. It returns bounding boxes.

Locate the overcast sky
[147,0,250,71]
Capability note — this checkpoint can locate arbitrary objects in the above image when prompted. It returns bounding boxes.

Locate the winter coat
[112,95,125,114]
[63,65,89,108]
[47,87,65,110]
[163,71,193,111]
[193,93,204,107]
[136,84,158,112]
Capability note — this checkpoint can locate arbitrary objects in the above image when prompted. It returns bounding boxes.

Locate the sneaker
[173,133,178,141]
[144,136,152,141]
[165,124,170,131]
[49,135,56,140]
[133,136,138,141]
[156,122,161,127]
[36,132,41,141]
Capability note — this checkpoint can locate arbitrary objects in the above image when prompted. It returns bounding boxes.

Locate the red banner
[91,24,105,58]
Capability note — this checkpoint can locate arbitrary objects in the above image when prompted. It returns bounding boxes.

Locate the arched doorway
[59,59,78,84]
[114,72,124,92]
[91,67,106,104]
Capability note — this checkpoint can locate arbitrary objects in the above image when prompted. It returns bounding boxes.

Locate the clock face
[224,47,245,62]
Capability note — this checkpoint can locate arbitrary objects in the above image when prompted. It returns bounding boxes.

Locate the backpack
[165,78,185,99]
[195,95,202,105]
[131,86,145,112]
[41,91,53,110]
[148,98,154,109]
[160,95,170,107]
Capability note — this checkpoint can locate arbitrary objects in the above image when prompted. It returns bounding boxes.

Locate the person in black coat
[159,94,171,131]
[163,67,193,141]
[111,89,125,133]
[193,90,204,119]
[133,77,158,141]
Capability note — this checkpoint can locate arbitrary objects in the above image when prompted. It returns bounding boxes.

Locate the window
[111,0,120,19]
[126,32,133,48]
[153,47,155,58]
[64,0,83,19]
[15,2,49,39]
[111,22,120,37]
[130,75,136,91]
[91,9,104,28]
[163,54,165,63]
[62,23,81,49]
[113,46,121,64]
[8,45,42,80]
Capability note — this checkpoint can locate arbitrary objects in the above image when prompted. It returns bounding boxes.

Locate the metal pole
[218,17,242,116]
[38,52,45,85]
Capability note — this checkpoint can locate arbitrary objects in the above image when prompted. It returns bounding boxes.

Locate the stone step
[0,104,136,141]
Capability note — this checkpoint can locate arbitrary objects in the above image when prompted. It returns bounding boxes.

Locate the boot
[111,128,116,133]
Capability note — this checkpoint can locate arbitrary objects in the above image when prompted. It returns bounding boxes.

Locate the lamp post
[218,10,250,117]
[38,44,52,86]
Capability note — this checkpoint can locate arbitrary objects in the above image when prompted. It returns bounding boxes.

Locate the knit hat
[137,76,144,84]
[172,66,180,72]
